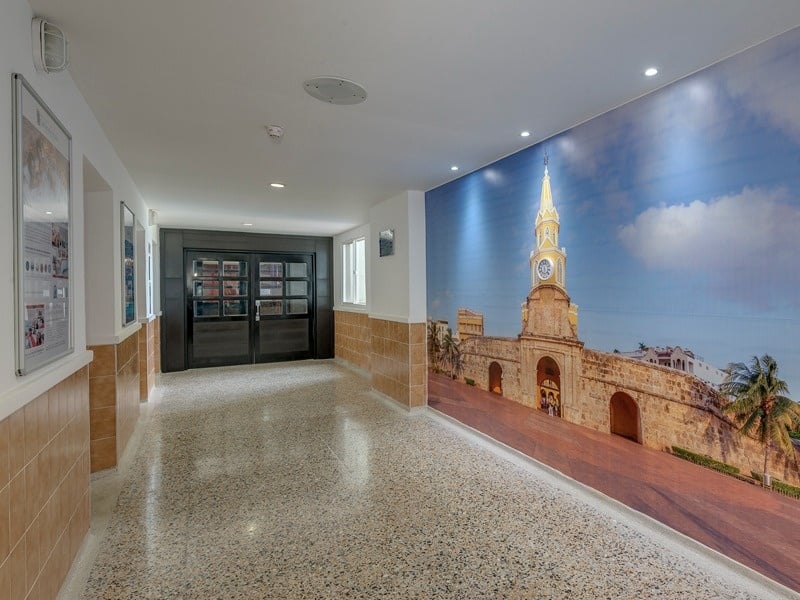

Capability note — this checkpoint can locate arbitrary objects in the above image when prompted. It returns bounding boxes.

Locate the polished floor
[63,362,777,598]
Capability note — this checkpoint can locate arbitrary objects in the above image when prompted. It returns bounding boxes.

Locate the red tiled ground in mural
[428,372,800,593]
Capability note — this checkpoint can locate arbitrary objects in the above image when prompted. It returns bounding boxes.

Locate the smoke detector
[32,17,69,73]
[303,77,367,105]
[265,125,284,141]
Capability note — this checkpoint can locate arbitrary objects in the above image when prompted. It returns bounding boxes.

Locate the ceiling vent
[303,77,367,105]
[32,17,69,73]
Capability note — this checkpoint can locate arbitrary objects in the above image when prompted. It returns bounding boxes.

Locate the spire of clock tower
[530,157,566,290]
[522,156,579,337]
[537,162,555,218]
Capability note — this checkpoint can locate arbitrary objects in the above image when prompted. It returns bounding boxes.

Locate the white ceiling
[29,0,800,236]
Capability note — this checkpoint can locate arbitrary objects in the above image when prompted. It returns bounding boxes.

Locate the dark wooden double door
[187,251,314,368]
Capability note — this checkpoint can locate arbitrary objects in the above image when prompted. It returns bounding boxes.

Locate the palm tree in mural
[427,322,443,372]
[440,328,462,379]
[720,355,800,487]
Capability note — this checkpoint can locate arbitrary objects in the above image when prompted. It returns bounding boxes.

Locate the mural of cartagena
[425,27,800,484]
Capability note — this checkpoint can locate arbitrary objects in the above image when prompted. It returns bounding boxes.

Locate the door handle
[255,300,260,321]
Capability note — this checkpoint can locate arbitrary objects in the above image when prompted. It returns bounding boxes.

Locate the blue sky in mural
[426,27,800,396]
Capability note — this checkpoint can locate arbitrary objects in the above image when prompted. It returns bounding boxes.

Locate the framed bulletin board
[12,74,73,375]
[121,202,136,326]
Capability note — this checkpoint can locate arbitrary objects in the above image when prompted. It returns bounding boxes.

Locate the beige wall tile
[89,375,116,411]
[8,473,25,550]
[8,539,25,600]
[395,382,409,404]
[412,342,427,366]
[23,457,40,528]
[89,407,116,441]
[0,418,9,490]
[410,364,426,387]
[410,323,426,345]
[41,495,58,564]
[8,409,26,480]
[0,550,10,600]
[46,386,59,443]
[395,322,410,344]
[24,394,47,464]
[88,345,116,378]
[28,574,43,600]
[42,441,57,503]
[0,484,8,564]
[90,437,116,472]
[409,385,427,408]
[24,515,41,595]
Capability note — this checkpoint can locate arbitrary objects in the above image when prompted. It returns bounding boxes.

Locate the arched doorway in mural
[609,392,641,443]
[536,356,561,417]
[488,362,503,395]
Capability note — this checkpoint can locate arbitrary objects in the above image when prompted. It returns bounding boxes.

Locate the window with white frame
[342,237,366,305]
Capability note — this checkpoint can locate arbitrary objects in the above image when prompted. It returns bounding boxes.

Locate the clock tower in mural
[521,157,579,338]
[530,156,567,291]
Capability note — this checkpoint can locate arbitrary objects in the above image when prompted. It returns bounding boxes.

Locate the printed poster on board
[13,74,73,374]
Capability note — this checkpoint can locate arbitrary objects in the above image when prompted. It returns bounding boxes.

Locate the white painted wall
[0,0,149,419]
[406,191,427,323]
[333,191,426,323]
[84,192,116,343]
[368,192,410,321]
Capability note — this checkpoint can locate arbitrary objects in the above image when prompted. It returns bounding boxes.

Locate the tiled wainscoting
[87,331,140,472]
[154,316,161,374]
[138,319,157,401]
[333,310,371,371]
[0,367,91,600]
[334,310,427,408]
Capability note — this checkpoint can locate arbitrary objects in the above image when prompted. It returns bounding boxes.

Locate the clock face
[537,258,553,280]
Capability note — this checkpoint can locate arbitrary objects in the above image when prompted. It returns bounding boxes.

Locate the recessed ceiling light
[270,182,285,188]
[450,166,459,171]
[520,131,531,137]
[644,67,658,77]
[45,211,53,215]
[242,223,253,227]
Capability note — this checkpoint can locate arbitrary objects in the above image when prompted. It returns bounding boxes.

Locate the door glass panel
[286,299,308,315]
[260,262,283,278]
[223,299,248,316]
[223,280,247,297]
[287,262,307,278]
[259,281,283,297]
[194,300,220,317]
[193,281,220,297]
[223,260,247,277]
[193,260,219,278]
[286,281,307,296]
[259,300,283,316]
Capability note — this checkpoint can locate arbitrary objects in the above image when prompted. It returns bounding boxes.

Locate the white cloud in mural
[618,187,800,307]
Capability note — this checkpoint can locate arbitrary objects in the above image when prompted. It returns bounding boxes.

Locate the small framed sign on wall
[379,228,394,257]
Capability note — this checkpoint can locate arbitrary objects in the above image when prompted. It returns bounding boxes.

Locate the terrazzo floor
[64,361,783,599]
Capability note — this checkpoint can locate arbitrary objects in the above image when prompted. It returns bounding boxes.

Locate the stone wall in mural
[426,27,800,484]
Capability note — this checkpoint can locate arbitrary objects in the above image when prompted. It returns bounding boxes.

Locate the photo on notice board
[121,202,136,325]
[12,74,73,375]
